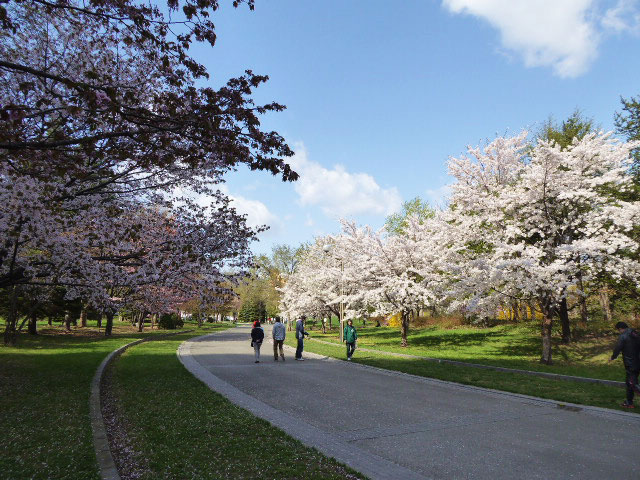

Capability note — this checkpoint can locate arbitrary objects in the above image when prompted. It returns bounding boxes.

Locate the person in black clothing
[609,321,640,408]
[251,321,265,363]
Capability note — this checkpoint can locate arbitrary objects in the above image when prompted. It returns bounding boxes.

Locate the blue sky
[190,0,640,254]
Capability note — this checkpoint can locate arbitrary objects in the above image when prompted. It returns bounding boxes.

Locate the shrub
[158,313,184,330]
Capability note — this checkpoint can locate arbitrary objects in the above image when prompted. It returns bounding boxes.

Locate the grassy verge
[304,323,623,380]
[286,332,636,414]
[110,330,365,480]
[0,320,202,480]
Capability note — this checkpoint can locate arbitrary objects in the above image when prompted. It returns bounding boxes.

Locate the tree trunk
[521,303,528,322]
[512,301,520,322]
[47,316,52,326]
[105,311,114,336]
[400,310,410,347]
[577,274,588,328]
[79,304,87,328]
[137,313,145,332]
[28,311,37,335]
[559,298,571,344]
[599,288,612,324]
[540,303,554,365]
[3,286,19,345]
[64,312,71,332]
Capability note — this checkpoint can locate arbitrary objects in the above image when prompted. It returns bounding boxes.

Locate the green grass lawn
[287,323,635,413]
[304,323,623,380]
[110,330,365,479]
[0,320,206,480]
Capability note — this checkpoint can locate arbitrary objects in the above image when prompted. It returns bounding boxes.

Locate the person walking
[295,316,309,361]
[344,319,358,361]
[609,321,640,408]
[272,316,286,361]
[251,320,265,363]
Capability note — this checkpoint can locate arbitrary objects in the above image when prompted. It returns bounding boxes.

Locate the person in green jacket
[344,319,358,361]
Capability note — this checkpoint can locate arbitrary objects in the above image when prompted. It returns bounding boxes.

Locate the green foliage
[385,197,434,235]
[158,313,184,330]
[538,109,595,149]
[236,243,307,319]
[615,95,640,173]
[269,243,308,276]
[238,298,266,323]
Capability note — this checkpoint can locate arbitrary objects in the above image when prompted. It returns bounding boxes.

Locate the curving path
[178,325,640,480]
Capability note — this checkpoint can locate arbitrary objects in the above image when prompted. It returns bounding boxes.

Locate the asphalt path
[179,326,640,480]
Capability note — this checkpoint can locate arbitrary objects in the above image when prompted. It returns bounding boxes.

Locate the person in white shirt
[272,316,286,361]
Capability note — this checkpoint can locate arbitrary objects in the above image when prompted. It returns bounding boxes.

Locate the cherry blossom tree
[446,132,640,363]
[0,1,295,184]
[0,1,291,342]
[334,217,450,346]
[279,238,343,323]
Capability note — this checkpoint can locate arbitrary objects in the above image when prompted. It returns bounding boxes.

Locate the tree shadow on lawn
[360,328,508,349]
[4,324,216,351]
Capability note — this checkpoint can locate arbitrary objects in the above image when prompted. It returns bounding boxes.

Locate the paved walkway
[179,326,640,480]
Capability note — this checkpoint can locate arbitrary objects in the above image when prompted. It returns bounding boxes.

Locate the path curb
[308,337,626,388]
[90,329,195,480]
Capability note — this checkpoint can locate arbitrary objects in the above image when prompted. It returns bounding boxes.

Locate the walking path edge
[90,329,195,480]
[308,337,626,388]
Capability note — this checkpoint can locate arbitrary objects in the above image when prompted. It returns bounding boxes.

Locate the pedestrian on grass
[609,321,640,408]
[272,316,286,361]
[295,316,310,361]
[251,320,264,363]
[322,317,327,334]
[344,319,358,361]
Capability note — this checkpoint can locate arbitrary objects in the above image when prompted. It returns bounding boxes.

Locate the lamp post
[323,243,345,342]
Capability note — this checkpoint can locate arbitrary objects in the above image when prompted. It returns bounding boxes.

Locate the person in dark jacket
[295,316,309,361]
[251,321,265,363]
[343,319,358,361]
[609,321,640,408]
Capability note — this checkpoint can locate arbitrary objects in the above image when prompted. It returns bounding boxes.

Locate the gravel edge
[90,330,194,480]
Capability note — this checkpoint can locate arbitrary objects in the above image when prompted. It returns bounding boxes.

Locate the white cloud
[442,0,600,77]
[305,214,315,227]
[171,186,282,243]
[230,194,280,230]
[602,0,640,33]
[288,146,402,218]
[215,188,278,232]
[426,184,452,208]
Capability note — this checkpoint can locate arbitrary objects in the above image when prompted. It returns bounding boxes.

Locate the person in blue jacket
[344,319,358,361]
[295,316,309,360]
